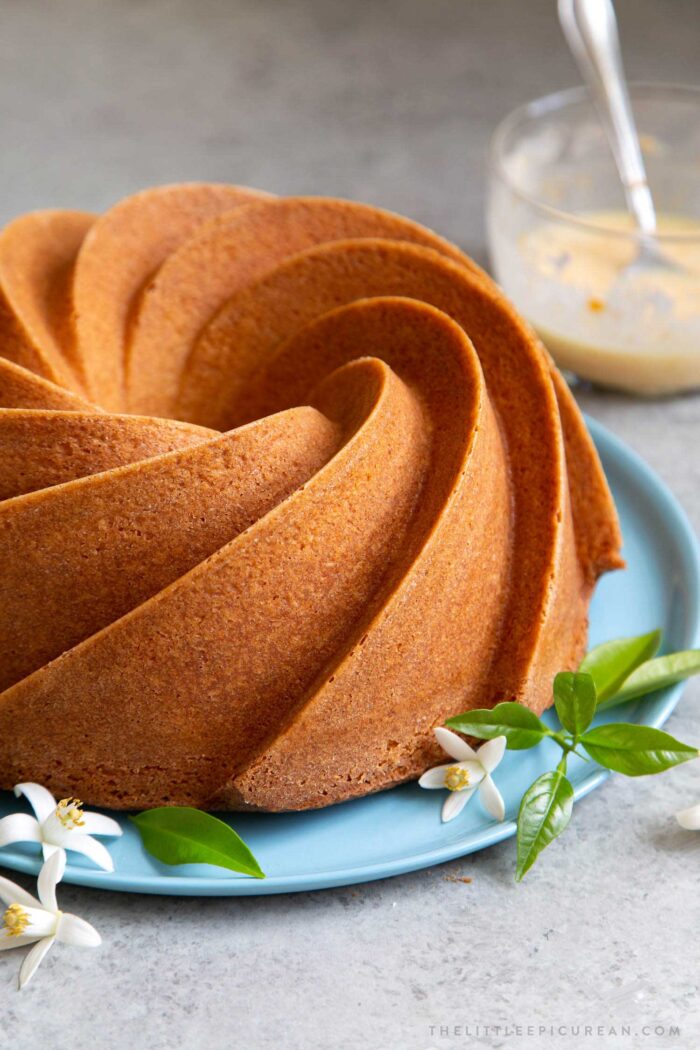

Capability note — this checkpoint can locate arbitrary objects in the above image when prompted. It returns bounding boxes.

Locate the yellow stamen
[444,766,470,792]
[2,903,29,938]
[56,797,85,829]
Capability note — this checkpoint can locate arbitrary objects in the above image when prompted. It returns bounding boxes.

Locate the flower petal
[13,784,56,824]
[37,849,65,912]
[66,835,114,872]
[80,812,123,838]
[459,761,485,786]
[57,913,101,948]
[418,764,454,789]
[18,936,54,989]
[676,802,700,831]
[434,727,478,761]
[441,787,476,822]
[479,775,506,821]
[41,842,62,863]
[0,933,40,951]
[0,876,40,910]
[477,735,507,774]
[0,814,41,848]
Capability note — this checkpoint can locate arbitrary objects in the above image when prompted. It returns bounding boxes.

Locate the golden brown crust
[126,196,476,418]
[0,186,623,810]
[0,357,99,411]
[71,183,272,410]
[0,209,94,390]
[0,410,214,499]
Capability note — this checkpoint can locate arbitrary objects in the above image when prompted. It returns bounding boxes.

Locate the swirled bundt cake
[0,183,623,811]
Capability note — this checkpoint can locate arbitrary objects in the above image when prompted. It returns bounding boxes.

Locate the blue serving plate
[0,417,698,895]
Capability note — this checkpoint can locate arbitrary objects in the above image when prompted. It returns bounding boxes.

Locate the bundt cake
[0,183,623,811]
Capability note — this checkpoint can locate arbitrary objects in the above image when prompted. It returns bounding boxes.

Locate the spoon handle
[558,0,657,235]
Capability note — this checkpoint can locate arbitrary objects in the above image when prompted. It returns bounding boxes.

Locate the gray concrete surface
[0,2,699,1048]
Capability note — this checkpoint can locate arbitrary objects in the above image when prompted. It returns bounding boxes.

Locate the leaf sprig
[130,807,265,879]
[446,631,700,880]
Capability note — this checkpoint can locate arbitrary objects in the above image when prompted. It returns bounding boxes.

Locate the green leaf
[597,650,700,710]
[580,723,699,776]
[446,702,551,750]
[130,807,265,878]
[515,769,574,881]
[553,671,597,736]
[579,630,662,701]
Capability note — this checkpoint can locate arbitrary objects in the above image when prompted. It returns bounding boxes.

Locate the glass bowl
[487,83,700,396]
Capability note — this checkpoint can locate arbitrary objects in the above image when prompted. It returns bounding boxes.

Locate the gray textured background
[1,2,699,1048]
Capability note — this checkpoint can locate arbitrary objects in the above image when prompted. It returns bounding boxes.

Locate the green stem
[552,731,585,759]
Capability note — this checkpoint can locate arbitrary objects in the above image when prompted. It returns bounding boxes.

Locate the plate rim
[1,416,698,895]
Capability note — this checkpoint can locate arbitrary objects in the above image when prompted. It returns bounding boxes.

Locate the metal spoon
[558,0,679,274]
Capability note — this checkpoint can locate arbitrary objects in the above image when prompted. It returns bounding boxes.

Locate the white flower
[676,801,700,830]
[0,783,121,872]
[0,850,101,989]
[419,728,507,823]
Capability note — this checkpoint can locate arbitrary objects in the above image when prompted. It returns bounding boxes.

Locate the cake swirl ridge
[0,184,623,810]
